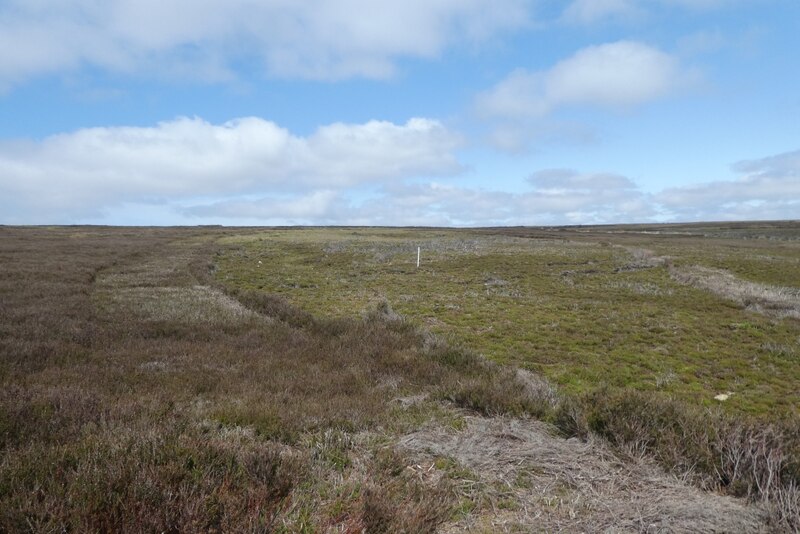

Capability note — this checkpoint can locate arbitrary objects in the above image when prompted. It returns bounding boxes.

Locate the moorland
[1,222,798,531]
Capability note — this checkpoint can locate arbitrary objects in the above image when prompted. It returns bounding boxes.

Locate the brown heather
[0,226,535,532]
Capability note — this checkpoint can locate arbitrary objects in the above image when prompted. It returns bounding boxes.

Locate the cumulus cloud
[732,149,800,179]
[185,190,345,223]
[183,169,654,226]
[324,156,796,226]
[477,41,691,120]
[523,169,651,222]
[0,116,462,222]
[656,149,800,220]
[377,170,652,225]
[485,120,598,154]
[344,183,515,226]
[2,113,795,226]
[182,183,514,226]
[378,153,797,226]
[0,0,531,87]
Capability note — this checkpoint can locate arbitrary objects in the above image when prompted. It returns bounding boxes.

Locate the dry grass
[560,388,800,531]
[670,265,800,319]
[102,285,258,324]
[401,415,768,532]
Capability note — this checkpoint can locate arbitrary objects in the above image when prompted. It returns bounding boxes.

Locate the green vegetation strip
[216,228,800,415]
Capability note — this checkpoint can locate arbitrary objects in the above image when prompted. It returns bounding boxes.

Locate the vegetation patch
[215,225,800,415]
[2,223,798,531]
[670,264,800,319]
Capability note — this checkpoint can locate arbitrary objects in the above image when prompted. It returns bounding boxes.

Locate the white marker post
[417,246,421,268]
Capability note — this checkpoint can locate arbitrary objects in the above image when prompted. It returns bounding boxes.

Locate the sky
[0,0,798,226]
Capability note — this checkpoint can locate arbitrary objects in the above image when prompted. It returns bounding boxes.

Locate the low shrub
[225,288,314,328]
[557,388,800,529]
[361,448,453,534]
[440,367,554,418]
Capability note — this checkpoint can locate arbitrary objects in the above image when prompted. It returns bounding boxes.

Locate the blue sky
[0,0,798,226]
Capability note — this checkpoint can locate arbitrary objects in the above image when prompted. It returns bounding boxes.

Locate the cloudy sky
[1,0,798,226]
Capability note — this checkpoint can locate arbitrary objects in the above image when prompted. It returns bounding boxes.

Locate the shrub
[562,386,800,526]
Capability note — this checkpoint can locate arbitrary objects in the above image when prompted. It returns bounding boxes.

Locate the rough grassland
[215,225,800,415]
[2,223,799,532]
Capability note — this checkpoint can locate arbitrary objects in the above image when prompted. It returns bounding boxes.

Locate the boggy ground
[1,224,798,532]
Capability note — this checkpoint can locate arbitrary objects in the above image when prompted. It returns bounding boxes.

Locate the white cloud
[341,183,515,226]
[185,190,345,222]
[183,169,654,226]
[0,0,531,87]
[327,156,796,225]
[0,116,462,222]
[486,121,598,154]
[185,153,798,226]
[656,149,800,220]
[732,149,800,179]
[2,113,795,226]
[477,41,691,120]
[522,169,651,222]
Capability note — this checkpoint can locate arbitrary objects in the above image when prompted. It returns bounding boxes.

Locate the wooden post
[417,247,420,268]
